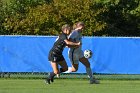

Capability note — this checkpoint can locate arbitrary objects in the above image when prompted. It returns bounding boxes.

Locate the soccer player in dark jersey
[46,24,80,84]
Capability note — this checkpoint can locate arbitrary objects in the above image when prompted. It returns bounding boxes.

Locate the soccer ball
[84,49,92,59]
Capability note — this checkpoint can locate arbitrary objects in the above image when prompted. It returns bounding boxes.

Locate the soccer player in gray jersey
[68,22,99,84]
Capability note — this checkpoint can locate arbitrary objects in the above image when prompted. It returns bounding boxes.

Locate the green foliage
[92,0,140,36]
[0,0,6,34]
[1,0,47,35]
[0,0,140,36]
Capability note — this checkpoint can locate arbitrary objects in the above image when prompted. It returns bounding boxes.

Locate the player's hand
[77,42,81,46]
[74,42,81,48]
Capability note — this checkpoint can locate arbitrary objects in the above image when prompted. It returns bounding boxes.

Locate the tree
[1,0,140,36]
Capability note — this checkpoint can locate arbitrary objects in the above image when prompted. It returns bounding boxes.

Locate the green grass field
[0,79,140,93]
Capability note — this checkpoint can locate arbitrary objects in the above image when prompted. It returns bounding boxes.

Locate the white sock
[64,67,72,73]
[86,68,93,80]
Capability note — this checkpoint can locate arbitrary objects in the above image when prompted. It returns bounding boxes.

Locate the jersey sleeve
[61,33,67,40]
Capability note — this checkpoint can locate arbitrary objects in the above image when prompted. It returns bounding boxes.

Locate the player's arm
[64,39,80,46]
[66,38,81,48]
[67,31,80,48]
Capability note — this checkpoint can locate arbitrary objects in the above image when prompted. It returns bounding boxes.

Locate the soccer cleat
[90,79,100,84]
[45,78,51,84]
[50,78,54,82]
[45,77,54,84]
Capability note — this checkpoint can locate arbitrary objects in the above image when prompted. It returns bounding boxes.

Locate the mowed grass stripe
[0,79,140,93]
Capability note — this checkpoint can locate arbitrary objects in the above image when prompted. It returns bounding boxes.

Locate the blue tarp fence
[0,36,140,74]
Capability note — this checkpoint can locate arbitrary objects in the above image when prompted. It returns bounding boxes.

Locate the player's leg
[79,57,100,84]
[79,49,99,84]
[79,50,92,76]
[66,50,79,73]
[46,54,64,84]
[66,63,79,73]
[56,59,68,78]
[46,61,59,84]
[67,55,79,73]
[79,57,92,77]
[58,60,68,72]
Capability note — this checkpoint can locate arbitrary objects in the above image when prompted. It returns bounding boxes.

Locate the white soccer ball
[84,49,92,59]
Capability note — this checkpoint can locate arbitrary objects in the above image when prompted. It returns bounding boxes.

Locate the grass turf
[0,79,140,93]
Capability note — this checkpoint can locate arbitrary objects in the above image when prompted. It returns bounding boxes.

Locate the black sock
[49,72,56,79]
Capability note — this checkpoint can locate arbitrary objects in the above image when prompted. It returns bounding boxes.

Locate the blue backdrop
[0,36,140,74]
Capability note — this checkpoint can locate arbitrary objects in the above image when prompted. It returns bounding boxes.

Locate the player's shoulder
[70,30,79,36]
[59,33,67,39]
[72,30,78,34]
[59,33,65,37]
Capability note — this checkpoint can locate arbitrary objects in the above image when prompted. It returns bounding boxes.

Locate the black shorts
[48,51,65,62]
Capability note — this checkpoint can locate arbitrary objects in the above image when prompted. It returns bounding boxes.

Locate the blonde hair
[73,21,84,30]
[61,24,71,31]
[76,21,84,27]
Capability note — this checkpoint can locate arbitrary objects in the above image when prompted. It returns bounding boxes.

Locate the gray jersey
[68,29,82,51]
[68,29,84,64]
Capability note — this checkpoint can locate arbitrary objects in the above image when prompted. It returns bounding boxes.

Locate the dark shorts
[48,51,65,62]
